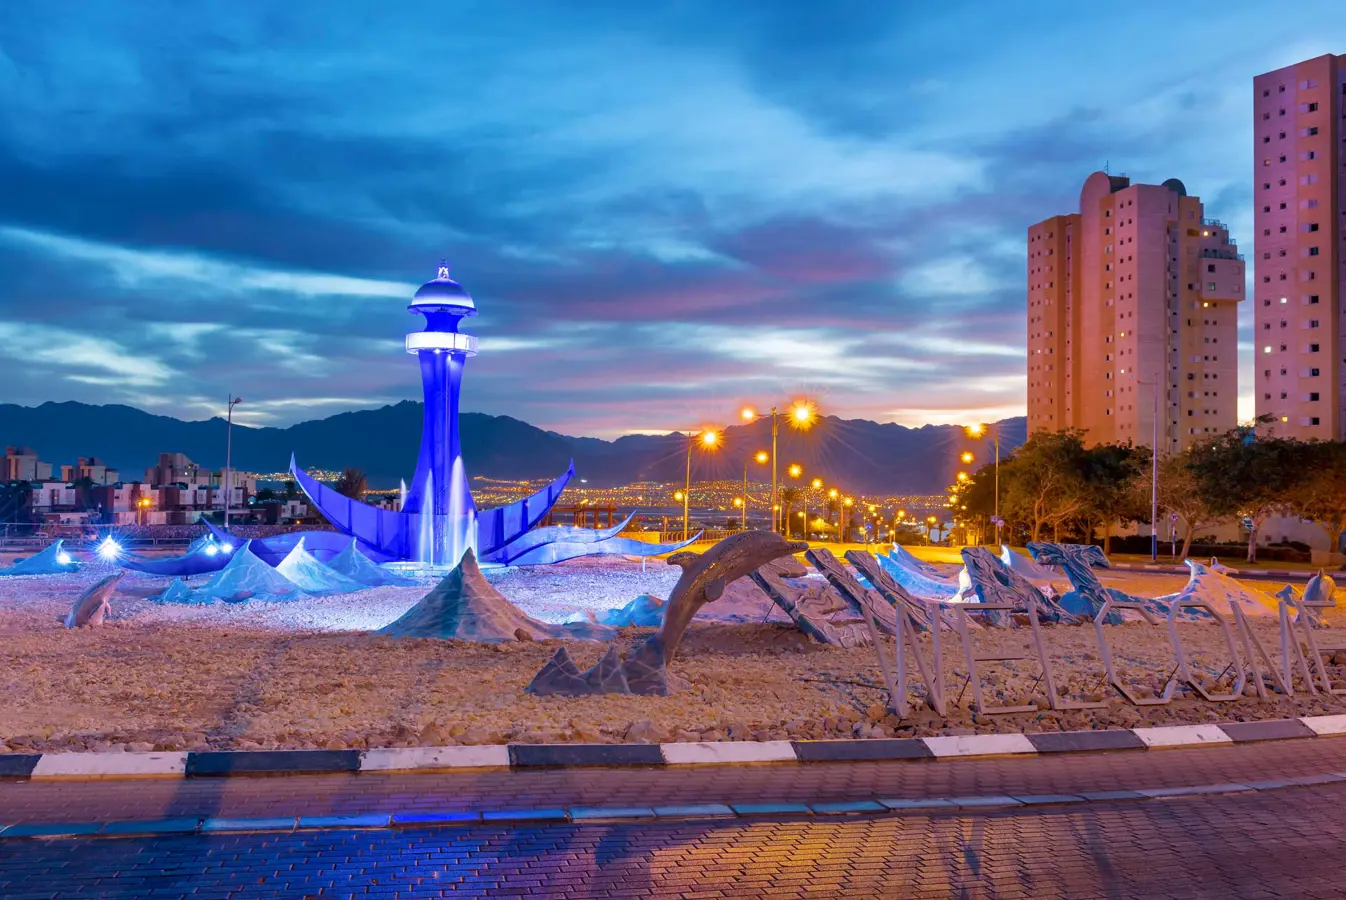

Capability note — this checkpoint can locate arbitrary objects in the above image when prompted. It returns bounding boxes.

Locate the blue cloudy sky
[1,2,1343,436]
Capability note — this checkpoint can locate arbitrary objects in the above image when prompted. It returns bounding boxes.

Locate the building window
[1311,368,1320,376]
[1311,393,1320,401]
[1308,102,1319,112]
[1312,417,1321,426]
[1308,126,1319,136]
[1309,247,1320,256]
[1310,295,1320,304]
[1310,344,1320,353]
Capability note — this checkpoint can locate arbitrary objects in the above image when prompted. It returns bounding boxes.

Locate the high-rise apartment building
[1027,171,1244,450]
[1253,53,1346,440]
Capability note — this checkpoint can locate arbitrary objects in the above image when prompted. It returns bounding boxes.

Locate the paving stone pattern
[2,784,1345,898]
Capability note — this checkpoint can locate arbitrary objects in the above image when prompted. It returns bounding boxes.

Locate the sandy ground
[2,555,1343,752]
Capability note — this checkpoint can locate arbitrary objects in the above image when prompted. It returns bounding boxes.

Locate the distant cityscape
[2,445,949,540]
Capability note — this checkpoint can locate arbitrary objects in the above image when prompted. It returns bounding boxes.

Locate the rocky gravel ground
[1,557,1342,752]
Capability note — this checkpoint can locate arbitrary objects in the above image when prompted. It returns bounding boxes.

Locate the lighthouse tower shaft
[402,264,480,567]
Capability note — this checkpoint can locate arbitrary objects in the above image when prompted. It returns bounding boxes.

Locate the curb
[2,716,1344,782]
[5,773,1346,840]
[1106,563,1319,581]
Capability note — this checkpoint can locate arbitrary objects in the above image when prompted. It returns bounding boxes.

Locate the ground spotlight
[56,552,72,565]
[96,537,122,561]
[203,544,219,557]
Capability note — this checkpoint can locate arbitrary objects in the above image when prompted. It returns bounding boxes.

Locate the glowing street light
[966,422,1001,544]
[811,478,823,489]
[224,394,243,529]
[961,451,974,464]
[740,450,770,532]
[739,400,819,534]
[828,488,838,499]
[788,463,802,478]
[957,471,969,482]
[681,428,721,541]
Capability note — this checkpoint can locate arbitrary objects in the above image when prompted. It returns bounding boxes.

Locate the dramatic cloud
[1,1,1343,436]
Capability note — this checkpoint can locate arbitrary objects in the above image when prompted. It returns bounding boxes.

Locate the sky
[1,2,1344,438]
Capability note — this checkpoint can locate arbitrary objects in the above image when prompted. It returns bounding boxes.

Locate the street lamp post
[682,429,719,542]
[224,395,243,529]
[741,402,815,534]
[741,450,768,531]
[966,422,1000,545]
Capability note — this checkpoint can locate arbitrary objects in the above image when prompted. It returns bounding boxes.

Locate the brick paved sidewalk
[0,737,1339,826]
[2,784,1343,899]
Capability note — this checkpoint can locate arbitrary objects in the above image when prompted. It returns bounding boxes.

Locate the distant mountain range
[0,401,1026,496]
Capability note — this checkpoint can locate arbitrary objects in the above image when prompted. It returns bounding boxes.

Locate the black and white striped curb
[5,771,1346,840]
[1107,563,1322,581]
[1,716,1343,782]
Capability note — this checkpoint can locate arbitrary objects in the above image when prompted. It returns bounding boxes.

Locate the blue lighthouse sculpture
[278,263,699,569]
[401,262,480,566]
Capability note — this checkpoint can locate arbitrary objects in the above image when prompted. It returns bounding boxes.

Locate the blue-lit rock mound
[596,594,666,628]
[328,539,417,587]
[275,538,366,596]
[150,578,207,605]
[0,539,80,576]
[192,543,303,603]
[377,549,615,642]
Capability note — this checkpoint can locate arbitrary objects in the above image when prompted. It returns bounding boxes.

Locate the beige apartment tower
[1027,171,1244,450]
[1253,53,1346,440]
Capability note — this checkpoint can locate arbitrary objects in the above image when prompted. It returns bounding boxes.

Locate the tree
[778,487,801,539]
[1157,448,1221,560]
[283,480,299,500]
[1078,442,1150,552]
[1000,430,1090,543]
[1285,440,1346,554]
[254,488,277,503]
[1186,428,1302,563]
[333,467,367,502]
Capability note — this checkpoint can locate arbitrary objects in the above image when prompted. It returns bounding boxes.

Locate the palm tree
[333,467,367,501]
[778,487,801,538]
[283,479,299,500]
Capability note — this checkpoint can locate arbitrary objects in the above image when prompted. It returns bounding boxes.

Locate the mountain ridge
[0,401,1027,495]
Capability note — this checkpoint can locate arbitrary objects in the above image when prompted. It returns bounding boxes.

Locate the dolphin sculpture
[62,572,123,628]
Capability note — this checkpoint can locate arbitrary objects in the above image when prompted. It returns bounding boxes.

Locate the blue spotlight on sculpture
[96,537,122,562]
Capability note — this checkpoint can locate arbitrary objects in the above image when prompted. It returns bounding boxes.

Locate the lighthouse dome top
[411,262,476,315]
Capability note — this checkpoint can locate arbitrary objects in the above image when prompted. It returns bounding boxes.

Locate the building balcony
[1200,249,1245,261]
